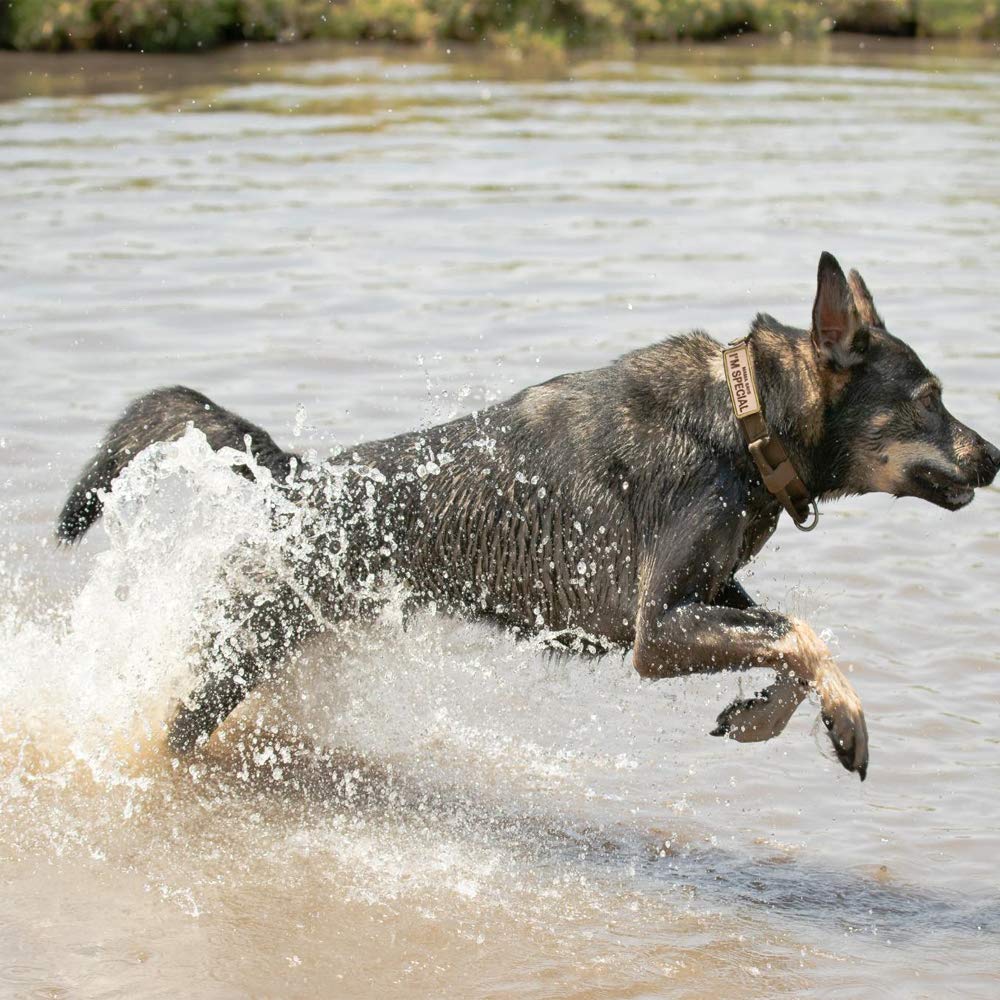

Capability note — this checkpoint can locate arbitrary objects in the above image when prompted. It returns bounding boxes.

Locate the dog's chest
[736,507,781,567]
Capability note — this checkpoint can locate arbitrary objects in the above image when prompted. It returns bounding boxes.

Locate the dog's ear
[811,251,867,369]
[847,268,884,329]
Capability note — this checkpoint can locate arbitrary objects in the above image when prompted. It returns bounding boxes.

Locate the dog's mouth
[911,466,976,511]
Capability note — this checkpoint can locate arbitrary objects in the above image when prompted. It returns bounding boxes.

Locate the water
[1,36,999,999]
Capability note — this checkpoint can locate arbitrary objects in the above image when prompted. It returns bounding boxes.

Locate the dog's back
[59,334,747,647]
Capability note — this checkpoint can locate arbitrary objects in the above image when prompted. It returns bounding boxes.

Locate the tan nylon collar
[722,338,819,531]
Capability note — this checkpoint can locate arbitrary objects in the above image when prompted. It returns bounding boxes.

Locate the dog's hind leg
[168,582,321,755]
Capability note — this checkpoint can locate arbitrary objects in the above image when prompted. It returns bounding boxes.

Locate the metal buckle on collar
[794,498,820,532]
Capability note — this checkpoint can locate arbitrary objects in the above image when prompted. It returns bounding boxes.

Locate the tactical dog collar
[723,338,819,531]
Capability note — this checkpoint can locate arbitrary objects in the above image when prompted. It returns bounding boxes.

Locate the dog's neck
[744,316,841,501]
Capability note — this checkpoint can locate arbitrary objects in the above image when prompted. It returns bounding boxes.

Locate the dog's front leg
[708,577,809,739]
[634,602,868,779]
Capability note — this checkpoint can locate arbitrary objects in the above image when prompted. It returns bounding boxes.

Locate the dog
[58,253,999,780]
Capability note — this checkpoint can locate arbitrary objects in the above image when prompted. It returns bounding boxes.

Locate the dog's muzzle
[915,437,1000,510]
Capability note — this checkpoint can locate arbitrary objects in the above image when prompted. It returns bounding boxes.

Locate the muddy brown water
[1,36,998,1000]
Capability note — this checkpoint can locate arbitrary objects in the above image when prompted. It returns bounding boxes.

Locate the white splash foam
[0,428,302,773]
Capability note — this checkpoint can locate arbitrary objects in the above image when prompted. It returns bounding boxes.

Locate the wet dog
[58,253,999,779]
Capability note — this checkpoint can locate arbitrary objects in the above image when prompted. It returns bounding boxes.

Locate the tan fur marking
[774,623,860,716]
[952,429,979,462]
[866,440,957,493]
[774,619,826,668]
[868,410,893,434]
[518,384,563,428]
[824,368,853,403]
[519,383,598,436]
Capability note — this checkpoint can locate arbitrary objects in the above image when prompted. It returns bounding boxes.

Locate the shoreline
[1,1,997,57]
[1,33,998,101]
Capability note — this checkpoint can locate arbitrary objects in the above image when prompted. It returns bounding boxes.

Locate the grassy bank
[1,0,997,53]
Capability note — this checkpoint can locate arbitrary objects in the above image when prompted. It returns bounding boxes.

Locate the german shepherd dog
[58,253,999,781]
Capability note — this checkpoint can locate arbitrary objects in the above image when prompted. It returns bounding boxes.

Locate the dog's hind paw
[711,676,807,743]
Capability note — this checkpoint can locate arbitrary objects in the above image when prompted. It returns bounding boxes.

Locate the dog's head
[809,252,999,510]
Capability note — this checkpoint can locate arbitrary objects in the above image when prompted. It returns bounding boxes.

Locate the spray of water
[0,428,767,924]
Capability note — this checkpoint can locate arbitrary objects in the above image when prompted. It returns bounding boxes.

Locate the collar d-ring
[794,498,820,532]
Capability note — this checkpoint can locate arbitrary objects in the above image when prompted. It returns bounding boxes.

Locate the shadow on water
[641,842,1000,943]
[192,723,1000,944]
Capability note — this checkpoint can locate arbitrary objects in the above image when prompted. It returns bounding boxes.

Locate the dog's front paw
[711,676,807,743]
[816,668,869,780]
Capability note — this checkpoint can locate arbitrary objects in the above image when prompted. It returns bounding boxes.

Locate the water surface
[1,37,998,999]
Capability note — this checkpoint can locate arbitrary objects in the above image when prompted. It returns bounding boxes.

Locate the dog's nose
[979,438,1000,486]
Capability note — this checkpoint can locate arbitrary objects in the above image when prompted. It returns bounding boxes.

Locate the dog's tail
[57,385,296,543]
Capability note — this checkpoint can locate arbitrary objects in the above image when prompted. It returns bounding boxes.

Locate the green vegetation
[1,0,996,53]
